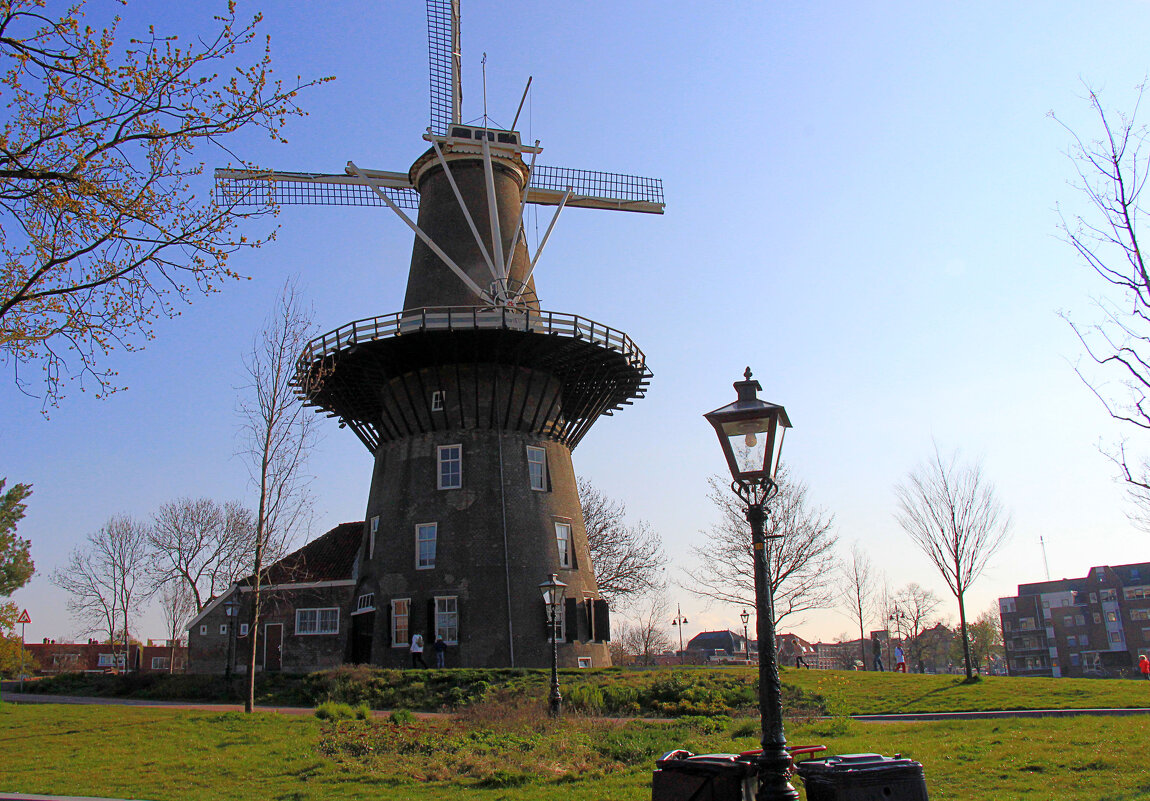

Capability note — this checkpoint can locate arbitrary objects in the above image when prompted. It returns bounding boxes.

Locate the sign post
[16,609,30,692]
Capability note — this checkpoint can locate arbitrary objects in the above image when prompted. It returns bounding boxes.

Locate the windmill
[216,0,664,670]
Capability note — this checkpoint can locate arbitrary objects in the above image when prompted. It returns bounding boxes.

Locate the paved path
[851,707,1150,721]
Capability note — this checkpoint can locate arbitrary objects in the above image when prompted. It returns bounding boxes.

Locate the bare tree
[683,466,837,628]
[838,542,877,671]
[894,582,942,672]
[238,280,316,712]
[157,580,196,673]
[1052,83,1150,525]
[0,1,328,406]
[148,497,256,612]
[51,515,149,668]
[894,446,1012,679]
[613,591,674,666]
[578,477,666,608]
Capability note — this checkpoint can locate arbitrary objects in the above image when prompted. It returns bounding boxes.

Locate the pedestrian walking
[434,635,447,668]
[895,645,907,673]
[410,632,427,668]
[872,637,884,672]
[1140,654,1149,680]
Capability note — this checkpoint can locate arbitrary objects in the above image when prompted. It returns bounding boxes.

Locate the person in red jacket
[1140,654,1149,680]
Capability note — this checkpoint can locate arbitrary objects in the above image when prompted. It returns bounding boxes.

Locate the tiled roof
[241,521,363,586]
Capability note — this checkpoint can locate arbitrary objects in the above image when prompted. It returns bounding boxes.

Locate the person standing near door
[410,632,427,668]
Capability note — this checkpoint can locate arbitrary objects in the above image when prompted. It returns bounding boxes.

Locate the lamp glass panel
[720,417,773,476]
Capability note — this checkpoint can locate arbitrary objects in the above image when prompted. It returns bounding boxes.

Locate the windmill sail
[427,0,459,135]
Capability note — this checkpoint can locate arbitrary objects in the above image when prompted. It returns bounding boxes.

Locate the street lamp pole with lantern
[704,367,797,801]
[671,605,688,664]
[539,573,567,718]
[740,608,751,662]
[224,595,240,681]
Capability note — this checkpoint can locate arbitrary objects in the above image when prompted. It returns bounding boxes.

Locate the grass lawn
[3,700,1149,800]
[780,668,1150,715]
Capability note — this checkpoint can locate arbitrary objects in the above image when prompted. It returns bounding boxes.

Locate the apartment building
[999,562,1150,678]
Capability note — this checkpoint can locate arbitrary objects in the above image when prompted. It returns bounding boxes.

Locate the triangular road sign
[16,609,30,624]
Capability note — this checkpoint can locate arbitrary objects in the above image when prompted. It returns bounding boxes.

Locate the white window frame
[239,623,249,637]
[431,390,446,411]
[527,446,547,491]
[369,516,380,560]
[98,653,125,668]
[356,593,376,613]
[555,521,572,568]
[416,522,437,569]
[392,598,411,648]
[435,595,459,645]
[577,657,593,669]
[199,624,207,636]
[220,623,228,635]
[296,607,340,635]
[151,656,170,670]
[437,444,462,490]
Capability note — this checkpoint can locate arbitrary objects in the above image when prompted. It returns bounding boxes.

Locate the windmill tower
[216,0,664,669]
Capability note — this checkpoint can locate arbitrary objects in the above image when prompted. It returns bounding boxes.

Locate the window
[53,653,79,668]
[1066,635,1076,647]
[1062,616,1074,627]
[1132,609,1150,621]
[1003,621,1012,632]
[1106,610,1118,623]
[416,523,437,569]
[527,446,547,491]
[392,598,410,648]
[356,593,376,612]
[151,657,170,670]
[1069,653,1081,667]
[1101,589,1117,602]
[1094,612,1102,624]
[547,600,567,643]
[296,607,340,635]
[220,624,228,635]
[1124,586,1150,600]
[97,653,125,668]
[1000,598,1016,613]
[555,522,572,568]
[1076,615,1086,626]
[431,390,446,411]
[1110,631,1122,643]
[1142,626,1150,640]
[239,623,249,637]
[1005,640,1013,651]
[369,516,380,560]
[437,444,462,489]
[1089,593,1098,604]
[436,596,459,644]
[577,657,593,669]
[199,625,207,636]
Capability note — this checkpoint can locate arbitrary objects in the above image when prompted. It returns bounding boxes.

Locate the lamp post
[889,609,906,671]
[740,609,750,662]
[671,604,688,664]
[705,367,797,801]
[224,596,240,681]
[539,573,567,717]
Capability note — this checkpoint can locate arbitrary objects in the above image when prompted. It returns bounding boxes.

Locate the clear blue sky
[4,0,1149,645]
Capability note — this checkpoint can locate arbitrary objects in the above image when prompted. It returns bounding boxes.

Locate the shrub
[315,701,358,721]
[388,708,415,725]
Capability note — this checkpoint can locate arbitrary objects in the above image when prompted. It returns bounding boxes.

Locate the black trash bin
[651,750,758,801]
[795,753,928,801]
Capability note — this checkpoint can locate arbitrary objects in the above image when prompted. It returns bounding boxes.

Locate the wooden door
[264,623,283,672]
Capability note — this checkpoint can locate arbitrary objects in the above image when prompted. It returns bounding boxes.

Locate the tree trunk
[957,591,973,679]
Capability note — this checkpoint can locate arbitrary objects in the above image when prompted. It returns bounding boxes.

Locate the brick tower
[216,0,663,668]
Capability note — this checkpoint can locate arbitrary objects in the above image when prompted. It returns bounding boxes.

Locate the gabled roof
[242,521,364,586]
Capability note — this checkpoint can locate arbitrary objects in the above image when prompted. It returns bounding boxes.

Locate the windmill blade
[214,168,420,209]
[527,165,665,215]
[427,0,460,136]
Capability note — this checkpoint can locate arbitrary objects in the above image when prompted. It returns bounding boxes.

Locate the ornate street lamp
[889,609,907,671]
[671,604,688,664]
[539,573,567,717]
[705,367,796,801]
[740,608,751,661]
[223,595,240,681]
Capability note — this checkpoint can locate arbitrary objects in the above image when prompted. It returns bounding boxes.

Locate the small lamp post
[740,609,751,661]
[705,367,797,801]
[889,609,906,671]
[223,596,240,681]
[539,573,567,717]
[671,605,688,664]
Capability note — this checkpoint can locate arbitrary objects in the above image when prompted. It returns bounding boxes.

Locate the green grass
[23,665,1150,718]
[3,700,1150,800]
[781,668,1150,715]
